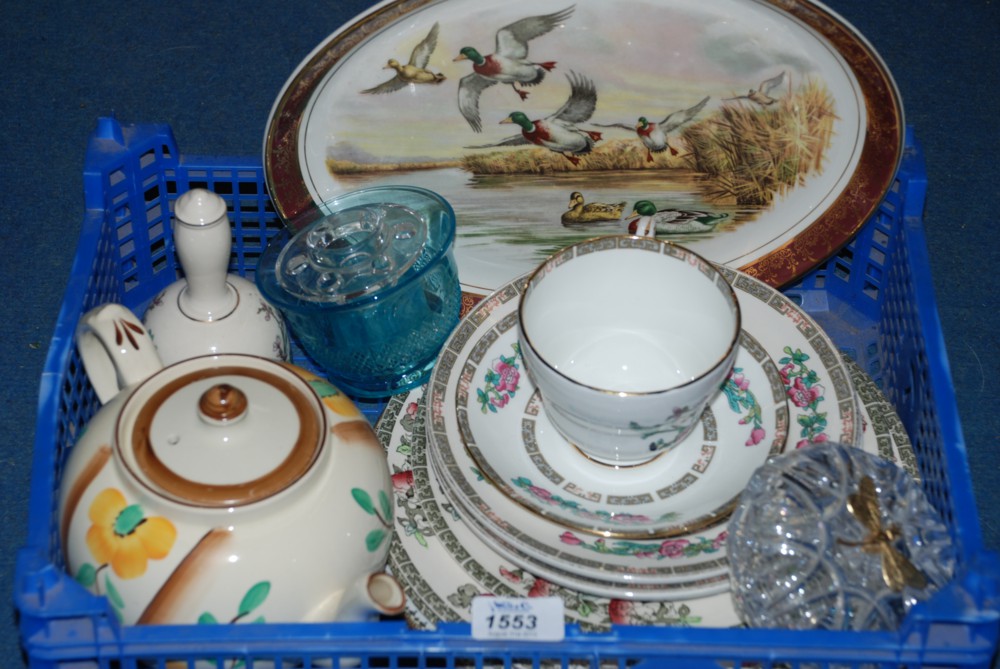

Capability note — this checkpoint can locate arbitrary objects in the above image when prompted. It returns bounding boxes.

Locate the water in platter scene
[333,167,750,294]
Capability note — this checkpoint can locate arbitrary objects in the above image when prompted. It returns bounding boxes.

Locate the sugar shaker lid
[175,188,228,227]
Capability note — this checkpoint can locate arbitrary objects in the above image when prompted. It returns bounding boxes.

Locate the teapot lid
[115,355,325,508]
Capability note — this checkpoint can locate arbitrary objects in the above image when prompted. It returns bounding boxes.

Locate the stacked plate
[416,265,862,602]
[378,265,916,628]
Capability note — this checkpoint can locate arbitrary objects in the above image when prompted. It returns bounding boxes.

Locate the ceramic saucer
[453,322,787,538]
[453,327,787,538]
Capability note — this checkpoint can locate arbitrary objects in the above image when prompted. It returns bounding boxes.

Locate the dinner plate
[422,266,861,594]
[382,390,742,628]
[265,0,903,291]
[378,362,917,628]
[428,447,735,599]
[454,328,787,539]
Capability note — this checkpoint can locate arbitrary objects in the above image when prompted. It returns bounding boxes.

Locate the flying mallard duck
[362,23,445,94]
[455,6,574,132]
[724,71,787,106]
[561,191,626,226]
[466,71,601,165]
[625,200,728,236]
[594,96,710,162]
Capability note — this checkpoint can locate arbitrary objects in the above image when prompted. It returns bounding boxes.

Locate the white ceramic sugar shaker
[143,188,289,365]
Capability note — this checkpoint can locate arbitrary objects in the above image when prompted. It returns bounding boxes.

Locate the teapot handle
[77,303,164,404]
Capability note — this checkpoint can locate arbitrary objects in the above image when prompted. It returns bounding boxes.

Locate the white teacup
[517,236,741,465]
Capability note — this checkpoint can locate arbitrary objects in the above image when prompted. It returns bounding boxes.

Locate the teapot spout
[307,571,406,623]
[363,572,406,616]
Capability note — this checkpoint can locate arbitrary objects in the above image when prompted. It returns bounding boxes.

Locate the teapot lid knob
[199,383,248,424]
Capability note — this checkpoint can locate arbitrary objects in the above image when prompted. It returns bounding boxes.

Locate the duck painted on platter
[466,71,603,166]
[454,6,574,131]
[265,0,903,294]
[592,95,710,162]
[560,191,625,226]
[361,22,446,94]
[625,200,729,237]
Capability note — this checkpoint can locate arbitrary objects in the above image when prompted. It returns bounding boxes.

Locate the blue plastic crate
[14,117,1000,668]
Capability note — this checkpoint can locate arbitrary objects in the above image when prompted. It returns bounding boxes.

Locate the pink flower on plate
[658,539,689,558]
[493,360,520,394]
[713,531,728,550]
[405,402,419,418]
[608,599,633,625]
[491,394,509,410]
[745,427,766,446]
[391,470,414,493]
[500,567,521,584]
[779,363,795,385]
[559,531,582,546]
[787,377,823,408]
[796,432,829,449]
[528,578,552,597]
[530,485,555,503]
[731,372,750,391]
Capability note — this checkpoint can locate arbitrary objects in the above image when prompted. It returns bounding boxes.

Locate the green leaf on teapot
[379,490,392,521]
[238,581,271,618]
[75,563,97,587]
[113,504,146,536]
[366,528,387,552]
[308,379,338,398]
[198,612,218,625]
[105,574,125,610]
[352,488,376,515]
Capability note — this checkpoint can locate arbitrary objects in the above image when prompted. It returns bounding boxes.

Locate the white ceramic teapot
[59,302,404,626]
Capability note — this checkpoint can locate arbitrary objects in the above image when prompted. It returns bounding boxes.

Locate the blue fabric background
[2,1,997,664]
